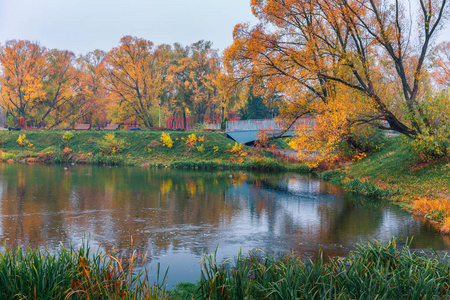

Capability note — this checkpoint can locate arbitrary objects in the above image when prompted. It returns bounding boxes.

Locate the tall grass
[0,242,167,299]
[170,159,311,173]
[190,239,450,299]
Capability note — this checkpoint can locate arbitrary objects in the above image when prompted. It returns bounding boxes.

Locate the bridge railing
[226,118,315,132]
[204,123,221,130]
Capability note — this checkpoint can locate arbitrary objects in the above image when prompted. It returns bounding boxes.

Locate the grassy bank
[0,130,309,172]
[319,136,450,231]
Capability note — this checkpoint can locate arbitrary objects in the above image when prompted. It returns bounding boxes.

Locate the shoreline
[317,136,450,233]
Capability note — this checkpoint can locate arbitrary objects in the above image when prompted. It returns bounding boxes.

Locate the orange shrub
[413,197,450,221]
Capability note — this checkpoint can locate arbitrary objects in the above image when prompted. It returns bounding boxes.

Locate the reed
[191,239,450,299]
[0,241,167,299]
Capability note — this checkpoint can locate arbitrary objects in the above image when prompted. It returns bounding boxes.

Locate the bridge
[221,118,315,145]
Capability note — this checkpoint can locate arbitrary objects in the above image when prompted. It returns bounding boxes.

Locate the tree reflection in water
[0,164,447,285]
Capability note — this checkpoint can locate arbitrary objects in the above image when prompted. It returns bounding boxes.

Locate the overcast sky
[0,0,258,55]
[0,0,448,56]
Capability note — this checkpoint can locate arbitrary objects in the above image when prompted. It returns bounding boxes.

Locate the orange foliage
[432,42,450,86]
[225,0,449,165]
[74,50,110,126]
[413,197,450,232]
[0,40,46,121]
[106,36,170,128]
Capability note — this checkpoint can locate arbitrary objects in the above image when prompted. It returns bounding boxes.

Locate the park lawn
[342,136,450,204]
[0,130,242,163]
[0,130,309,172]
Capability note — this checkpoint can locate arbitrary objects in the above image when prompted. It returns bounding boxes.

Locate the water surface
[0,164,447,285]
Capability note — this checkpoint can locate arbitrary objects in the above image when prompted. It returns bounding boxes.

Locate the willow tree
[225,0,449,163]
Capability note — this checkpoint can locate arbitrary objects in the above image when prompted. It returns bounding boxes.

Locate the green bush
[341,124,386,155]
[97,133,126,156]
[407,91,450,160]
[343,178,389,198]
[220,116,228,131]
[318,170,341,182]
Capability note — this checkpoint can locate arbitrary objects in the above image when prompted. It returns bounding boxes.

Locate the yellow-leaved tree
[105,36,170,128]
[225,0,449,165]
[0,40,46,124]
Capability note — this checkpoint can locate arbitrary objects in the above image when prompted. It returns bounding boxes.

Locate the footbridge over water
[224,118,315,145]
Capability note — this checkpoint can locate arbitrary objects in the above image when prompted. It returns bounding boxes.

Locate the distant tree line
[0,37,276,129]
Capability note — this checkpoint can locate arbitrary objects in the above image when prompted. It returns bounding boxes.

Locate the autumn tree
[0,40,46,124]
[37,49,77,127]
[432,41,450,86]
[74,50,110,126]
[225,0,449,163]
[212,70,246,123]
[168,41,237,127]
[105,36,170,128]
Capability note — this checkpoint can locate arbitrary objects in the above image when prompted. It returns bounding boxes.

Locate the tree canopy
[224,0,449,164]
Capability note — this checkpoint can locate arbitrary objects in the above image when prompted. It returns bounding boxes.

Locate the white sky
[0,0,258,55]
[0,0,448,56]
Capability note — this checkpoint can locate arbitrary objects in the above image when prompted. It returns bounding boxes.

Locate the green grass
[338,136,450,203]
[168,239,450,299]
[266,137,292,149]
[0,130,310,171]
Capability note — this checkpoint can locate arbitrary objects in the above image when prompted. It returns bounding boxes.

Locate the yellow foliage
[62,131,74,140]
[186,133,197,147]
[16,134,33,148]
[160,132,173,148]
[352,151,367,161]
[197,144,205,153]
[287,89,372,167]
[230,142,247,157]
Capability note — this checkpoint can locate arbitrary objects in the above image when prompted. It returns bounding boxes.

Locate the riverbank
[319,136,450,232]
[0,130,310,172]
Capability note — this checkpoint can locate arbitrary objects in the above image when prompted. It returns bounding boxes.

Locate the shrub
[97,133,126,156]
[221,116,228,131]
[160,132,173,148]
[62,131,74,140]
[318,170,341,181]
[408,91,450,160]
[197,144,205,153]
[16,134,32,148]
[186,133,197,147]
[347,123,386,152]
[409,133,450,161]
[63,147,72,156]
[343,178,389,198]
[230,142,247,157]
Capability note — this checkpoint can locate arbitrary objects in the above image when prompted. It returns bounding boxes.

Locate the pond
[0,164,448,286]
